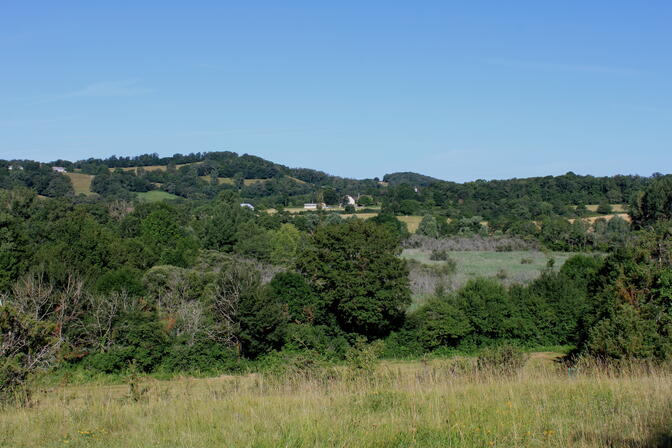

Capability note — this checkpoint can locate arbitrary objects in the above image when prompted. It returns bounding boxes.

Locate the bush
[596,203,613,215]
[429,249,451,261]
[0,306,56,403]
[476,345,528,375]
[162,338,240,373]
[85,310,168,373]
[520,257,533,264]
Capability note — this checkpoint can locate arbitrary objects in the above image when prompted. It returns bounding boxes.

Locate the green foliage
[585,304,659,359]
[412,298,472,350]
[268,272,320,324]
[596,202,613,214]
[162,337,240,373]
[268,223,303,266]
[369,213,410,241]
[86,310,168,373]
[238,286,287,359]
[297,220,411,338]
[139,205,199,267]
[94,267,145,296]
[282,324,350,359]
[631,175,672,228]
[453,278,517,343]
[416,214,439,238]
[0,305,55,402]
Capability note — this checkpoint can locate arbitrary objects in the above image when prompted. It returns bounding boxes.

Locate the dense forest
[1,152,671,402]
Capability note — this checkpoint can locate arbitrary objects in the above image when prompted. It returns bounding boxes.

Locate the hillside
[0,152,662,233]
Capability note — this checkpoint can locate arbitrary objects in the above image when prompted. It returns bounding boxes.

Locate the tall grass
[1,356,670,447]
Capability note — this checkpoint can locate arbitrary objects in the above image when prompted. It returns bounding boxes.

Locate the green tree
[268,223,303,266]
[416,214,439,238]
[268,272,320,324]
[297,220,411,338]
[631,175,672,228]
[0,305,56,402]
[412,297,472,350]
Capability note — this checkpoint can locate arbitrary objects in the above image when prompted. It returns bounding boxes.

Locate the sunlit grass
[2,357,670,447]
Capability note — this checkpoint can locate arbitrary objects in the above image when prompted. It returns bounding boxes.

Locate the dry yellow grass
[568,213,631,224]
[585,204,627,212]
[1,359,670,447]
[65,172,95,195]
[398,215,423,233]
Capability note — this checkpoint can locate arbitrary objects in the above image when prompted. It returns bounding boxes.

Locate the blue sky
[1,1,670,181]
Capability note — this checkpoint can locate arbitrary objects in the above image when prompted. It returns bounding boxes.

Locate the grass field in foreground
[403,249,577,287]
[136,190,180,202]
[2,356,671,447]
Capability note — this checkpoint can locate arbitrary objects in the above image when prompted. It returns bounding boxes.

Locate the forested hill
[0,151,664,222]
[382,172,443,186]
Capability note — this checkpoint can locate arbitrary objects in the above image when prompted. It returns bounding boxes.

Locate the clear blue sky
[1,1,670,181]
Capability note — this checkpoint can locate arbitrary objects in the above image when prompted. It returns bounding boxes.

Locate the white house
[344,195,356,206]
[240,203,255,210]
[52,166,67,173]
[304,203,318,210]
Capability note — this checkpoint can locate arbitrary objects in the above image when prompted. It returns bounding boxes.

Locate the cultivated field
[2,356,670,447]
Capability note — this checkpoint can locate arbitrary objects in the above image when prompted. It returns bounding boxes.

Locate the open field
[403,249,577,287]
[585,204,626,213]
[569,213,631,224]
[2,356,671,447]
[136,190,180,202]
[65,172,95,195]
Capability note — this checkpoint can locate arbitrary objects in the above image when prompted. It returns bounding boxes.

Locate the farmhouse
[52,166,67,173]
[304,203,327,210]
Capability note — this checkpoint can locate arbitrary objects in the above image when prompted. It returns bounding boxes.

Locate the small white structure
[344,195,356,206]
[304,203,327,210]
[240,203,255,210]
[52,166,67,173]
[8,164,23,171]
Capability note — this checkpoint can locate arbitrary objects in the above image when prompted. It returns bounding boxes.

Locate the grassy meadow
[2,355,671,447]
[136,190,181,202]
[65,173,95,196]
[403,249,576,287]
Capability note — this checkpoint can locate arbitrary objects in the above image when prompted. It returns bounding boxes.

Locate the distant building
[344,195,356,206]
[304,203,327,210]
[240,203,255,210]
[52,166,67,173]
[8,164,23,171]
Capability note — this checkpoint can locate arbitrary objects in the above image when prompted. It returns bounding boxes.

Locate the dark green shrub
[162,338,239,373]
[412,298,472,351]
[85,311,168,373]
[596,203,613,215]
[585,304,658,360]
[429,249,451,261]
[94,266,145,296]
[0,306,55,403]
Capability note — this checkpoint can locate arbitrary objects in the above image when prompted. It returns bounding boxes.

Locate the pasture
[403,249,576,287]
[2,356,670,447]
[136,191,180,202]
[65,172,95,195]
